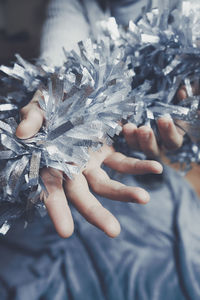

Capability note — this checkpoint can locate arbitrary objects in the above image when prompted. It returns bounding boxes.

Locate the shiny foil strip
[1,0,200,232]
[0,37,133,231]
[100,0,200,167]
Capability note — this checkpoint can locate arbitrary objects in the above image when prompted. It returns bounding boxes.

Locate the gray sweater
[39,0,157,66]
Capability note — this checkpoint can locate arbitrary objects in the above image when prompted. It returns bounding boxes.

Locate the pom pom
[1,1,200,232]
[0,38,135,230]
[100,2,200,167]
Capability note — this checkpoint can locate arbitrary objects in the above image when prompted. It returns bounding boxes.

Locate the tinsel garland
[100,1,200,167]
[0,0,200,233]
[0,38,138,232]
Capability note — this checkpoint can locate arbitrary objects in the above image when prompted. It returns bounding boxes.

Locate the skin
[123,86,190,159]
[16,91,163,238]
[123,118,184,159]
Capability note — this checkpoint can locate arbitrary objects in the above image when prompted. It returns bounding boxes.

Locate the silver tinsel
[0,38,136,231]
[100,0,200,165]
[1,0,200,232]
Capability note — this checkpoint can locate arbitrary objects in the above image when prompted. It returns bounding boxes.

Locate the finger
[177,86,187,101]
[64,173,121,238]
[136,126,160,158]
[122,123,140,150]
[16,90,44,139]
[84,166,150,205]
[177,80,200,101]
[193,79,200,96]
[41,167,74,238]
[157,116,183,150]
[103,152,163,175]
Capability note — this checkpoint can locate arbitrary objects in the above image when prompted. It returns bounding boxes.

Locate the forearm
[40,0,90,66]
[39,0,106,67]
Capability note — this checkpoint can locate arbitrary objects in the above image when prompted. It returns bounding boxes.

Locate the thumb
[16,90,44,139]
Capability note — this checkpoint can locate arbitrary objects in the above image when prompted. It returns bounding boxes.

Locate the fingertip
[104,218,121,238]
[16,119,35,139]
[43,186,74,239]
[48,204,75,239]
[57,222,74,239]
[136,126,160,157]
[47,205,75,239]
[157,117,183,150]
[85,204,121,238]
[123,123,137,134]
[151,161,163,174]
[16,106,44,139]
[132,187,150,205]
[122,123,140,150]
[157,117,172,131]
[177,88,187,101]
[16,113,43,139]
[137,125,150,134]
[15,122,25,139]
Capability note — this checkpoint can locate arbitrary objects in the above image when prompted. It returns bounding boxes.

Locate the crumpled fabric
[0,166,199,300]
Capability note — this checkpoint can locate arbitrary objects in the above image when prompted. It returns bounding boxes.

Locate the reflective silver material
[0,221,10,235]
[0,37,132,223]
[1,1,200,230]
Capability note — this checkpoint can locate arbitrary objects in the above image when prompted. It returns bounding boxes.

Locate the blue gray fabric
[0,167,200,299]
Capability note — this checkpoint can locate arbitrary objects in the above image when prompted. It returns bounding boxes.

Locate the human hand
[16,91,163,238]
[123,117,184,158]
[122,85,195,158]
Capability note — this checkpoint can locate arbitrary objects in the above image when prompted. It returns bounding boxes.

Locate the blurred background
[0,0,200,196]
[0,0,49,65]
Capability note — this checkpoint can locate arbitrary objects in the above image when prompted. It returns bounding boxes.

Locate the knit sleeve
[39,0,90,66]
[39,0,106,67]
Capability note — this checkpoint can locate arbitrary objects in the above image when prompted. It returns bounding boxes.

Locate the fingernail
[154,162,163,174]
[140,191,150,204]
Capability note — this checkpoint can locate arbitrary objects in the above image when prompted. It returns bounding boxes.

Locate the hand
[177,79,200,101]
[123,117,184,158]
[16,91,163,238]
[122,86,193,158]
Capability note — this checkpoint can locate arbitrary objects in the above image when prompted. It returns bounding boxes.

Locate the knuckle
[90,177,103,192]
